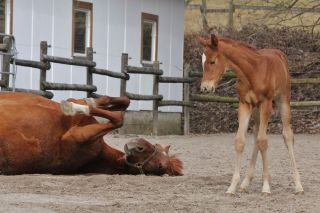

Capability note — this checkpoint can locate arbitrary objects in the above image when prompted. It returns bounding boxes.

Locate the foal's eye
[210,61,215,65]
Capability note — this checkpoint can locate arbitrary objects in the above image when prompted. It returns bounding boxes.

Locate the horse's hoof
[225,191,235,197]
[295,190,304,195]
[261,191,271,196]
[239,187,248,193]
[60,101,75,116]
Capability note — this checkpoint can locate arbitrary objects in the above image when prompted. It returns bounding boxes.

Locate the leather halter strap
[124,146,158,175]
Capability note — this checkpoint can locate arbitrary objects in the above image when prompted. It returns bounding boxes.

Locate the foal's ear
[197,36,209,47]
[210,34,219,49]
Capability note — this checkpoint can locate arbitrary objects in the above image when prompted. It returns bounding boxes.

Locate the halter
[124,146,158,175]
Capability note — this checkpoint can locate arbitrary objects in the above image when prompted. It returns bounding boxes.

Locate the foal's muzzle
[200,81,216,94]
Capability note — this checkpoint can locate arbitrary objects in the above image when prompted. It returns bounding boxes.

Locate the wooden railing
[0,39,319,135]
[187,0,320,30]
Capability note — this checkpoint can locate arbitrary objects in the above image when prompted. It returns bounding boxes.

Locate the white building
[0,0,185,112]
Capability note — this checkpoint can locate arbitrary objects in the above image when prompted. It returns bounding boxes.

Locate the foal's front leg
[239,108,260,192]
[226,102,252,195]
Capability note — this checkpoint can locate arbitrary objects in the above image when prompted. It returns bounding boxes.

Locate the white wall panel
[92,0,108,96]
[168,0,184,112]
[10,0,185,112]
[13,0,33,89]
[50,0,73,100]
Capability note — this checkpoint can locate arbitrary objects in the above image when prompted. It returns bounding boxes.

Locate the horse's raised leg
[257,100,272,194]
[60,96,129,144]
[239,108,259,192]
[226,102,252,195]
[61,96,130,115]
[280,100,304,194]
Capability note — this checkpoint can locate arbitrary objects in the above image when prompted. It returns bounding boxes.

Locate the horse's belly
[0,134,54,174]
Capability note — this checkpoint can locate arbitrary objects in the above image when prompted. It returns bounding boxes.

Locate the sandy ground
[0,134,319,213]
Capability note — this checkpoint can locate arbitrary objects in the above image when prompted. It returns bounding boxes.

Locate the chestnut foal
[198,34,304,195]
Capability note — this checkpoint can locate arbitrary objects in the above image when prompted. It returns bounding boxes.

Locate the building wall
[11,0,184,112]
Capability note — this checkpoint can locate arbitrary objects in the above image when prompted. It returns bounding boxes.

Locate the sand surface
[0,134,319,213]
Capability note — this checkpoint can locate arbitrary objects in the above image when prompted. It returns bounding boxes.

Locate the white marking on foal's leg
[60,101,90,116]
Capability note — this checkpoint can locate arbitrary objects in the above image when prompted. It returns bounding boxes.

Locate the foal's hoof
[261,191,271,196]
[60,101,76,116]
[225,192,235,197]
[239,187,249,193]
[295,190,304,195]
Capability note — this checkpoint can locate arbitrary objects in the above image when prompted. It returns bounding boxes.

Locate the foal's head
[124,138,183,176]
[198,34,228,93]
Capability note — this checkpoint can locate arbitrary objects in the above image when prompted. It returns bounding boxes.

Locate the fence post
[39,41,48,92]
[86,47,94,97]
[183,65,191,135]
[1,37,12,91]
[200,0,209,31]
[152,61,160,135]
[228,0,234,29]
[120,53,128,97]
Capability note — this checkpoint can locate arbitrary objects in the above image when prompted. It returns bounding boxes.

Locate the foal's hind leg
[257,100,273,194]
[280,100,304,194]
[239,108,260,192]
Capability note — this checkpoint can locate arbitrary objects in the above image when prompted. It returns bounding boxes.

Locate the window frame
[72,0,93,57]
[141,12,159,65]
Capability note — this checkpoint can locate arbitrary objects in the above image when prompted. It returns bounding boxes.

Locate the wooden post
[200,0,209,31]
[228,0,234,29]
[183,65,191,135]
[120,53,128,97]
[86,47,94,97]
[152,61,160,136]
[1,37,12,91]
[39,41,48,92]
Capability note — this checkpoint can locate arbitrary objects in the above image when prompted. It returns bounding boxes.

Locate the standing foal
[198,34,304,195]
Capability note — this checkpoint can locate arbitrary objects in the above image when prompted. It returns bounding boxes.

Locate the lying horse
[198,34,303,194]
[0,93,182,176]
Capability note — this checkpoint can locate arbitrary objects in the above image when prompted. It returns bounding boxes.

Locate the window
[0,0,13,34]
[141,13,158,64]
[72,0,92,56]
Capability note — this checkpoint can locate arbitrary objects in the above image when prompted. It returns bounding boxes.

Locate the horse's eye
[136,146,144,152]
[210,61,215,65]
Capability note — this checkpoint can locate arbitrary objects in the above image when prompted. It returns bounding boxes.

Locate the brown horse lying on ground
[0,93,183,176]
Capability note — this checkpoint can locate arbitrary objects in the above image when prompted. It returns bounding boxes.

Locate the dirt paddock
[0,134,319,212]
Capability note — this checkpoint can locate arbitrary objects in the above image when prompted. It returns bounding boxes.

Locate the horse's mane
[166,155,183,176]
[219,38,257,52]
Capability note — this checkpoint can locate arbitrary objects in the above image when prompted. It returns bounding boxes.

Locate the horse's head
[124,138,183,176]
[198,34,228,93]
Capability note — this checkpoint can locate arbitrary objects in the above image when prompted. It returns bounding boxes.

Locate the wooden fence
[0,39,195,135]
[187,0,320,30]
[1,39,319,135]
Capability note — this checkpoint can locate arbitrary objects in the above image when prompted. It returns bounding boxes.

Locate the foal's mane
[219,38,257,52]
